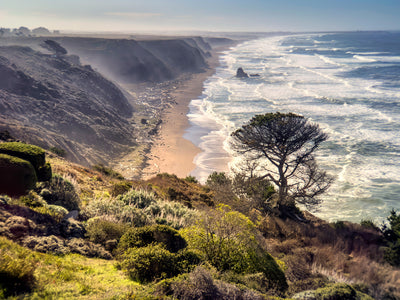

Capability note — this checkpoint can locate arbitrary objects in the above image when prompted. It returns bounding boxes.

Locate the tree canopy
[231,112,332,212]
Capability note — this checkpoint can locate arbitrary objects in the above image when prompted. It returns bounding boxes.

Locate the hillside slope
[0,44,135,165]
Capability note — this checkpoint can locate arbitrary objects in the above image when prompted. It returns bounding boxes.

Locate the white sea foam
[186,33,400,222]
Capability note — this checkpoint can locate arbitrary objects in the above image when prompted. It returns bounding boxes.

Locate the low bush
[0,237,38,297]
[0,142,45,171]
[116,189,156,208]
[118,244,198,283]
[184,175,198,183]
[37,175,81,211]
[93,163,124,179]
[111,181,132,196]
[171,266,266,300]
[0,153,37,196]
[83,195,149,226]
[118,225,187,254]
[49,146,66,157]
[0,142,51,181]
[180,205,288,294]
[86,218,128,246]
[84,190,197,229]
[314,283,366,300]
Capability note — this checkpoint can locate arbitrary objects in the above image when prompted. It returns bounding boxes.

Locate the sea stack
[236,67,249,78]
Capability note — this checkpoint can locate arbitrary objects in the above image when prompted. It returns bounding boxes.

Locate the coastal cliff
[0,44,135,165]
[0,36,231,167]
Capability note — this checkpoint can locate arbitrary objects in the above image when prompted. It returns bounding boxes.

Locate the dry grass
[261,213,399,299]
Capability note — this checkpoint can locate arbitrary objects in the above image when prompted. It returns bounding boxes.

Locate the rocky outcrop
[57,37,209,83]
[0,45,135,165]
[236,67,249,78]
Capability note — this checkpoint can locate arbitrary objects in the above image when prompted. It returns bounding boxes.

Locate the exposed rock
[236,67,249,78]
[0,45,135,165]
[22,235,69,255]
[31,27,51,36]
[5,216,36,239]
[42,40,67,55]
[64,210,79,220]
[60,218,86,239]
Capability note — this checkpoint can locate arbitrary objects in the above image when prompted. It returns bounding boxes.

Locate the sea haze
[185,31,400,223]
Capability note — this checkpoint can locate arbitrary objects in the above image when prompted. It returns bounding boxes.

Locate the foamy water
[185,32,400,223]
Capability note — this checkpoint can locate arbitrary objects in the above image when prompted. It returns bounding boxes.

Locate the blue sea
[184,31,400,223]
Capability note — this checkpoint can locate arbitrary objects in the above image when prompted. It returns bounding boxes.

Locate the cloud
[105,12,162,18]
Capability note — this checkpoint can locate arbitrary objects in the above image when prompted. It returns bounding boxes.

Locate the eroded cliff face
[0,45,135,165]
[0,36,232,168]
[57,37,209,83]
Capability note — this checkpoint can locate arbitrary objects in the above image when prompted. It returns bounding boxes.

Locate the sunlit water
[185,32,400,223]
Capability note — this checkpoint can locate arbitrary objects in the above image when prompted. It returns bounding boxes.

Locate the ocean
[185,31,400,223]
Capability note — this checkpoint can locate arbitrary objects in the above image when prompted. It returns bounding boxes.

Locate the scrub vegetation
[0,140,399,299]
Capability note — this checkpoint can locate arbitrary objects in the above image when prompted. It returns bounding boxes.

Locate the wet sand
[142,53,221,179]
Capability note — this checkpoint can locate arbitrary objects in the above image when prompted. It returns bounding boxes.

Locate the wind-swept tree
[231,112,332,213]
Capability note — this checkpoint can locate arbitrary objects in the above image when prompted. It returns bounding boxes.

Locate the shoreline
[141,52,222,179]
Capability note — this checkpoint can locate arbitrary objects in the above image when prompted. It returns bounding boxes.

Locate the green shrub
[86,218,128,246]
[93,164,124,179]
[19,191,46,208]
[0,142,45,171]
[0,237,38,297]
[83,196,149,226]
[0,153,37,196]
[382,209,400,266]
[184,175,198,183]
[170,266,266,300]
[37,175,80,211]
[116,189,156,208]
[118,244,180,283]
[180,205,288,293]
[49,146,66,157]
[314,283,357,300]
[37,162,52,182]
[111,181,132,196]
[118,225,187,254]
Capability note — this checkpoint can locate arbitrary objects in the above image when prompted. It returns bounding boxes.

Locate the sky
[1,0,399,33]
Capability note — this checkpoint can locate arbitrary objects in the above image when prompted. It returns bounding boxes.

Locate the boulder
[236,67,249,78]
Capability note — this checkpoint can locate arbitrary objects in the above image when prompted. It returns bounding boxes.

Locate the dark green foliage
[49,146,66,157]
[118,225,187,254]
[360,219,379,231]
[37,175,80,211]
[206,171,231,187]
[0,237,37,297]
[167,187,192,206]
[111,180,132,196]
[382,209,400,266]
[19,191,46,208]
[0,153,37,196]
[184,175,198,183]
[314,283,358,300]
[0,142,45,171]
[181,206,288,293]
[118,244,198,283]
[93,163,124,179]
[86,219,128,246]
[0,142,52,183]
[37,162,52,181]
[231,112,331,211]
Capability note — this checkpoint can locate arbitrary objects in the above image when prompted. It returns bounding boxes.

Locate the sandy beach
[142,53,221,179]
